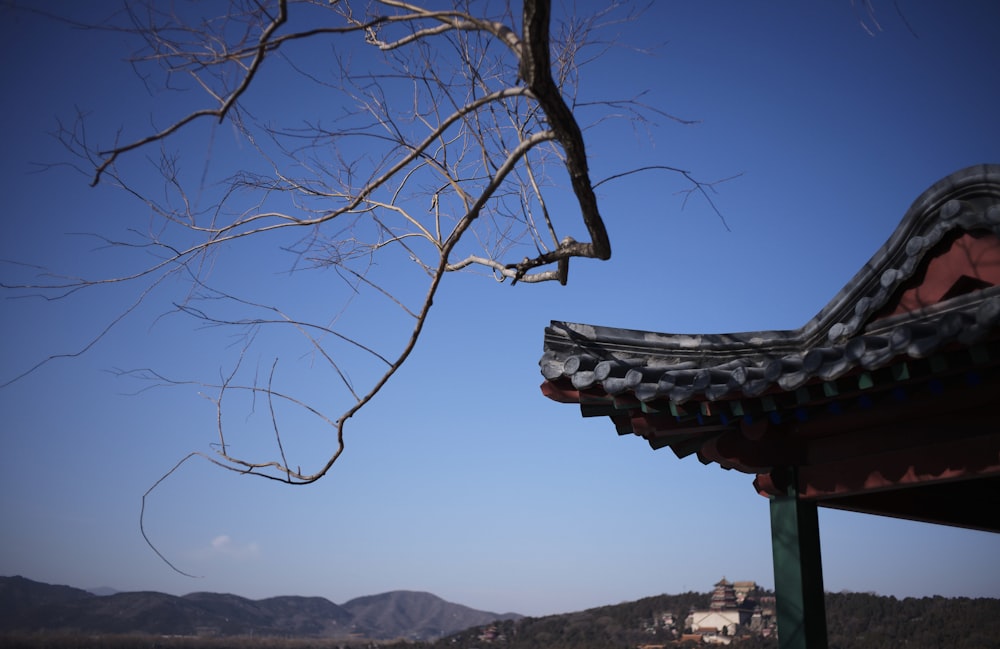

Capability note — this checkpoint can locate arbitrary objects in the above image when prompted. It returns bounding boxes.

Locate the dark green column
[770,467,828,649]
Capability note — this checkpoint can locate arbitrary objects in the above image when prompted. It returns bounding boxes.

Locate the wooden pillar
[770,467,828,649]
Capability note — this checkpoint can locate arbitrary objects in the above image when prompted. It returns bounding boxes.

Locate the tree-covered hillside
[416,591,1000,649]
[3,590,999,648]
[823,592,1000,649]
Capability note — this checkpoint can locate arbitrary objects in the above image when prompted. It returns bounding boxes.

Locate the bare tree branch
[3,0,730,575]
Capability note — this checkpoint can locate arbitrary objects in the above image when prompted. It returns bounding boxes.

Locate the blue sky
[1,1,998,618]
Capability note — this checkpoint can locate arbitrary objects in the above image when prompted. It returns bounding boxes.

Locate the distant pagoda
[710,578,738,611]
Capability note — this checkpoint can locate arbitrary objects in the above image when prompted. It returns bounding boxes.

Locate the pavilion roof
[539,164,1000,532]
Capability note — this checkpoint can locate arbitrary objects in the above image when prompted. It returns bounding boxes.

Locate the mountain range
[8,575,1000,649]
[0,576,521,640]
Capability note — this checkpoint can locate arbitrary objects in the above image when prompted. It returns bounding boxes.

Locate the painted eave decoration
[539,164,1000,533]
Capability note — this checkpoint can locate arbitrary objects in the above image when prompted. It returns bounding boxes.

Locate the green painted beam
[770,467,828,649]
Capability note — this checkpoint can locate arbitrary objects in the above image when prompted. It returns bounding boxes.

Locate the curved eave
[537,165,1000,531]
[541,164,1000,407]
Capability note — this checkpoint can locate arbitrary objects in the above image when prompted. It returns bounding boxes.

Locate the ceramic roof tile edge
[820,163,1000,343]
[541,164,1000,405]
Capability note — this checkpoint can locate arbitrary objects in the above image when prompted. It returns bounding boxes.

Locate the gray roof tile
[541,164,1000,407]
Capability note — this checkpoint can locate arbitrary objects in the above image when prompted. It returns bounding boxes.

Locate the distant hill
[343,590,522,640]
[0,576,93,619]
[429,591,712,649]
[7,576,999,649]
[426,590,1000,649]
[0,576,520,640]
